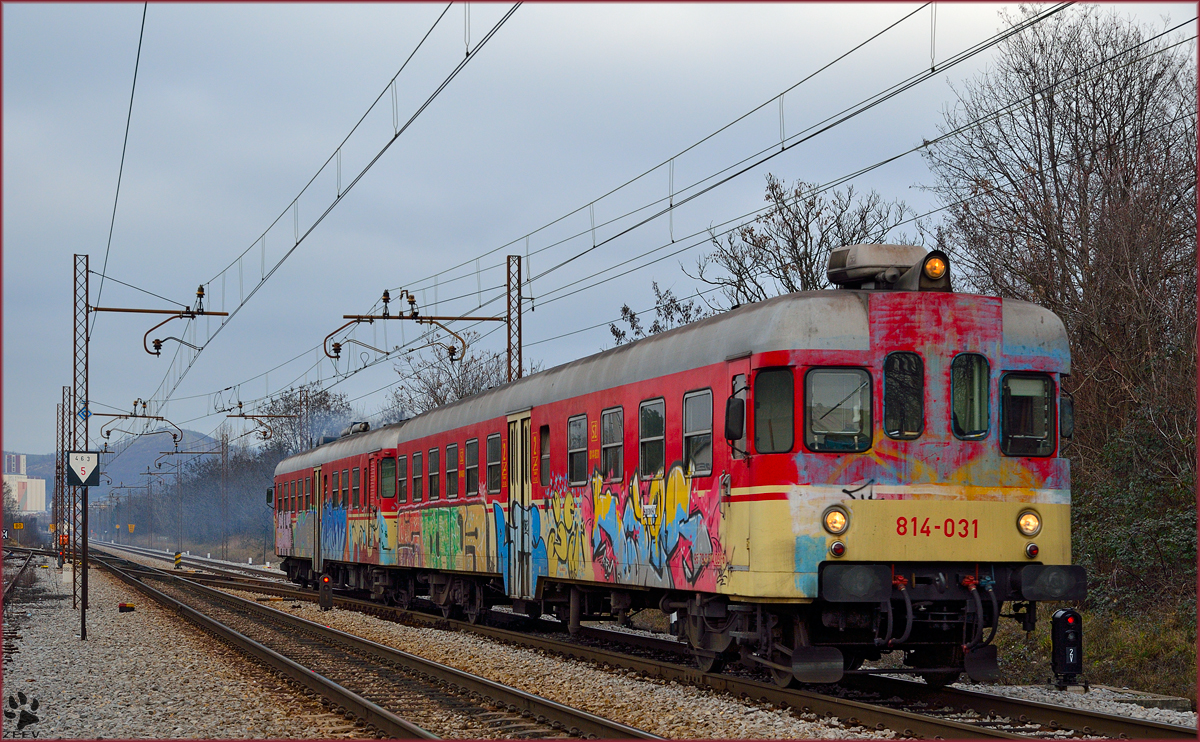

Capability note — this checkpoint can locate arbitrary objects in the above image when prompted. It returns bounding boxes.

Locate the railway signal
[319,574,334,610]
[1051,609,1084,688]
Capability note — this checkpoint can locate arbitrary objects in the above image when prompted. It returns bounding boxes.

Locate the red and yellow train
[272,244,1085,685]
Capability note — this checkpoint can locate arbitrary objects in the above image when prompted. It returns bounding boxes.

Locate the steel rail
[182,575,1021,739]
[102,556,660,740]
[94,555,436,739]
[189,573,1197,741]
[94,541,285,580]
[844,676,1197,741]
[3,552,35,602]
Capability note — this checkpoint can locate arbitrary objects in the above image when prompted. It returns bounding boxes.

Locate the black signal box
[1051,608,1083,686]
[318,575,334,611]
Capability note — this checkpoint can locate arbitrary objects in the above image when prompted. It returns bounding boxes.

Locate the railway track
[91,552,660,740]
[3,550,35,603]
[93,541,287,582]
[180,569,1196,740]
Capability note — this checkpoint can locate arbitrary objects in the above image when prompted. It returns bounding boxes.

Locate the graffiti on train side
[546,474,586,578]
[275,511,294,552]
[349,512,380,562]
[321,505,347,561]
[579,464,723,590]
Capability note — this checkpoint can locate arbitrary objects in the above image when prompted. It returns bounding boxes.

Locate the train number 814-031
[896,516,979,538]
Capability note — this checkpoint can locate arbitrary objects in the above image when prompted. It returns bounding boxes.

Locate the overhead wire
[122,4,1188,451]
[92,2,149,337]
[130,1,1074,427]
[142,3,520,411]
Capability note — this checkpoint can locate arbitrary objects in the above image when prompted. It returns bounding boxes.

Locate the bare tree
[609,282,710,345]
[692,174,916,306]
[922,5,1197,605]
[256,383,353,457]
[384,331,512,417]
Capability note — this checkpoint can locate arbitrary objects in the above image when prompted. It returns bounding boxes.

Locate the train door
[312,465,323,575]
[507,411,533,598]
[723,355,752,572]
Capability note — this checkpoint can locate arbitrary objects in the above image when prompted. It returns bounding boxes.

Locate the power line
[92,2,149,337]
[129,3,1053,418]
[133,4,1187,442]
[144,3,520,409]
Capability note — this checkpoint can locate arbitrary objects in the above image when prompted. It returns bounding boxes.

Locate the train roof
[276,291,1067,474]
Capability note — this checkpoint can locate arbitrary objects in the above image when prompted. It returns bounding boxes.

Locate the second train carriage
[272,244,1085,685]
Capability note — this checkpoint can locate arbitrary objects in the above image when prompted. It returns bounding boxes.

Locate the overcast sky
[4,2,1193,456]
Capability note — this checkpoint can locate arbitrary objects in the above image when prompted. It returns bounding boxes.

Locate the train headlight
[1017,511,1041,536]
[923,255,948,280]
[823,506,849,535]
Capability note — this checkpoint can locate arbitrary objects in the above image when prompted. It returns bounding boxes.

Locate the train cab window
[639,399,666,479]
[601,409,622,482]
[397,455,408,503]
[331,470,340,508]
[756,369,795,453]
[352,467,360,508]
[465,439,479,495]
[412,452,423,503]
[275,484,281,512]
[1001,374,1056,457]
[884,352,924,440]
[683,391,713,475]
[951,353,990,439]
[380,457,396,500]
[428,448,440,501]
[447,444,459,499]
[805,368,871,452]
[568,415,587,485]
[486,434,502,493]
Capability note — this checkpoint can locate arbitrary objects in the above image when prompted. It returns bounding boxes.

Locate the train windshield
[1002,373,1056,457]
[805,368,871,452]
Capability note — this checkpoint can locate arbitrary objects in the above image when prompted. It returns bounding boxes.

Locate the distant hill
[5,428,216,501]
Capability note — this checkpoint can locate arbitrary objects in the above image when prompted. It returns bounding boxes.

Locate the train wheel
[909,646,962,687]
[769,657,797,689]
[393,576,415,610]
[769,614,799,688]
[694,650,726,674]
[463,582,485,624]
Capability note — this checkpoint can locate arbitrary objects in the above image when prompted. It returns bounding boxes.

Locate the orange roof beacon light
[923,254,948,280]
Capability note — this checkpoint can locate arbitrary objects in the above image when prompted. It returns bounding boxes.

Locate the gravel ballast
[2,555,374,739]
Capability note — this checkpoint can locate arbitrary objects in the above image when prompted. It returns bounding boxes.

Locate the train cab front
[810,499,1086,685]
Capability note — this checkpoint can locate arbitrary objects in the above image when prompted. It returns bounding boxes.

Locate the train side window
[755,368,795,453]
[379,458,396,500]
[447,443,459,499]
[352,467,360,508]
[884,352,924,440]
[322,475,329,508]
[290,480,296,512]
[683,390,713,475]
[951,353,990,439]
[331,470,340,508]
[465,439,479,495]
[486,434,502,493]
[539,426,550,486]
[639,398,666,479]
[428,448,441,501]
[305,477,312,511]
[805,368,871,452]
[412,452,423,503]
[601,408,623,482]
[396,455,408,503]
[568,415,587,485]
[342,468,350,507]
[1001,373,1056,457]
